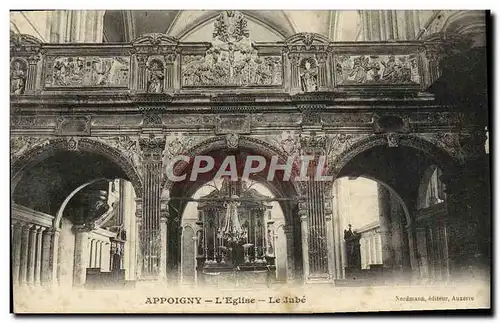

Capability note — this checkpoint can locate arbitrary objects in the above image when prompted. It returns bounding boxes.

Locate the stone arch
[53,178,108,229]
[11,137,143,198]
[163,135,304,198]
[328,134,458,181]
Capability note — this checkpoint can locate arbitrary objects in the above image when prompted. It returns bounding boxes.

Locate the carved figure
[181,11,282,87]
[10,60,26,94]
[300,58,318,92]
[147,60,164,93]
[48,56,129,87]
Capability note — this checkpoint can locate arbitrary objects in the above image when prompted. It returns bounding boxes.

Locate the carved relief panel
[43,56,130,88]
[334,54,421,86]
[181,11,283,88]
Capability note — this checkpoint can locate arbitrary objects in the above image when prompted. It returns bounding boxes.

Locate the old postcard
[10,9,491,313]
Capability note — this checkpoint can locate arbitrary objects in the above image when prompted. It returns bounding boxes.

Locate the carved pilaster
[25,53,41,94]
[324,199,335,281]
[164,52,178,91]
[287,52,302,91]
[135,54,149,92]
[298,201,309,282]
[316,52,330,90]
[298,130,332,283]
[137,135,166,279]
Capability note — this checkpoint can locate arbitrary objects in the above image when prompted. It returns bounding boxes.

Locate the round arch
[328,134,458,181]
[163,135,304,199]
[11,137,143,198]
[53,178,109,229]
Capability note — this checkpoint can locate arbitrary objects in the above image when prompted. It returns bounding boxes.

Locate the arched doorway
[330,135,458,285]
[164,141,303,287]
[330,176,412,286]
[11,139,142,290]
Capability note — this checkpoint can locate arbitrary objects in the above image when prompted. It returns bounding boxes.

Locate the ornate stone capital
[288,52,302,66]
[164,52,177,64]
[270,131,301,157]
[136,54,149,67]
[139,135,166,161]
[300,131,327,154]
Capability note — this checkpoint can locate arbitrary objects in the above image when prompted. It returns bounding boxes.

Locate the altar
[194,179,277,287]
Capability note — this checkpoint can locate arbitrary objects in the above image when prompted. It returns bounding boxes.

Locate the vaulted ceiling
[103,10,354,42]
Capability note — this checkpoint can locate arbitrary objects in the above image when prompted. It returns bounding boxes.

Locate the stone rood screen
[10,10,437,98]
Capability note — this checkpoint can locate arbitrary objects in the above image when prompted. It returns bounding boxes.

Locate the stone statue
[147,61,164,93]
[344,224,361,269]
[344,224,354,239]
[300,58,318,92]
[10,60,26,94]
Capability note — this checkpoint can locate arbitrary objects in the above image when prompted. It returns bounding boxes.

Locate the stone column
[94,240,99,268]
[40,229,52,285]
[377,184,394,267]
[135,199,143,279]
[72,226,91,287]
[40,228,60,286]
[67,10,105,43]
[34,226,45,285]
[324,199,336,282]
[98,241,103,269]
[370,11,382,41]
[361,11,371,40]
[159,214,168,281]
[361,11,396,41]
[283,225,295,283]
[19,223,31,285]
[415,226,429,282]
[299,131,334,283]
[299,207,310,282]
[89,239,95,268]
[12,222,23,285]
[138,136,166,280]
[405,225,419,283]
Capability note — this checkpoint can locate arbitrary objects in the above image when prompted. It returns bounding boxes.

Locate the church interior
[10,10,490,292]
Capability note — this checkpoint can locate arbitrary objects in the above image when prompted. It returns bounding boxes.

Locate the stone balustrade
[11,204,55,287]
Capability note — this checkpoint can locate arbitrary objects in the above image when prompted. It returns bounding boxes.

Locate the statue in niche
[147,60,164,93]
[299,57,318,92]
[10,60,26,94]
